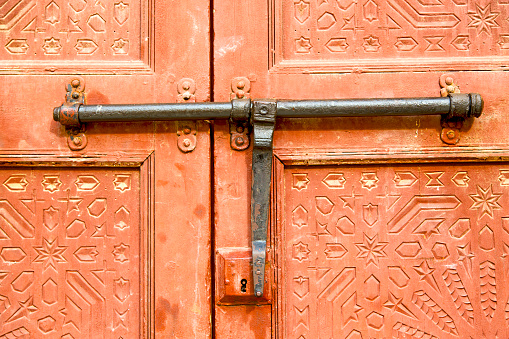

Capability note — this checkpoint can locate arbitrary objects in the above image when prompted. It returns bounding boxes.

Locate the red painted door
[0,0,212,338]
[213,0,509,338]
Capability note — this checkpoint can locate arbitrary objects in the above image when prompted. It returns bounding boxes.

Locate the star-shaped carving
[293,242,311,262]
[413,260,440,292]
[469,185,502,219]
[360,172,379,190]
[33,237,68,271]
[341,292,363,326]
[42,175,62,193]
[112,243,130,263]
[355,233,387,267]
[383,292,418,320]
[457,242,475,278]
[363,36,381,52]
[468,4,500,36]
[6,296,38,323]
[58,189,83,215]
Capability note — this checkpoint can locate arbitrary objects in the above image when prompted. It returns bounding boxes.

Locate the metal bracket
[229,99,251,151]
[177,122,197,153]
[62,78,87,151]
[231,77,251,100]
[250,100,276,297]
[439,74,467,145]
[177,78,196,103]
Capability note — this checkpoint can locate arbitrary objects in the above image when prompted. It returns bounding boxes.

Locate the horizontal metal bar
[78,102,233,122]
[53,93,483,127]
[276,97,452,118]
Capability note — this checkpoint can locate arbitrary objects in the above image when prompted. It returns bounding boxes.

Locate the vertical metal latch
[250,100,276,297]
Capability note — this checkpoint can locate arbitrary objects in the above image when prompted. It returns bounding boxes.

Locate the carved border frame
[0,150,155,338]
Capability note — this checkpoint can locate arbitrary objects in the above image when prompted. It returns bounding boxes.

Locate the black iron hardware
[53,91,484,298]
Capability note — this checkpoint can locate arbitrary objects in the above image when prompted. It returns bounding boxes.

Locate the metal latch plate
[216,248,271,305]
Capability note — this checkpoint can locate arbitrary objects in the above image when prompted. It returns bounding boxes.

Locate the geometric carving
[412,290,458,335]
[42,38,62,55]
[413,260,440,292]
[336,216,355,235]
[293,276,309,299]
[388,266,410,288]
[499,170,509,186]
[393,322,438,339]
[363,35,381,53]
[114,206,130,230]
[41,175,61,192]
[425,36,444,51]
[355,233,388,267]
[114,2,130,25]
[292,242,311,262]
[431,242,449,260]
[87,198,107,217]
[366,311,384,329]
[87,14,106,32]
[76,39,99,55]
[480,260,496,321]
[292,205,308,228]
[393,171,418,187]
[457,242,475,278]
[467,4,499,36]
[412,218,443,238]
[325,38,349,53]
[38,315,56,333]
[114,277,130,302]
[5,39,29,54]
[449,218,471,239]
[43,206,59,231]
[424,172,444,187]
[452,171,470,187]
[324,243,347,259]
[479,225,495,251]
[360,172,379,190]
[316,197,334,215]
[295,305,309,330]
[395,37,418,52]
[0,200,34,238]
[11,271,34,292]
[112,243,130,263]
[45,1,60,25]
[341,292,363,326]
[292,173,310,191]
[469,185,502,219]
[113,174,131,192]
[66,219,86,238]
[73,246,99,262]
[3,175,28,191]
[395,241,422,258]
[383,291,418,320]
[443,268,474,325]
[33,238,67,270]
[295,36,312,53]
[0,247,26,263]
[59,296,82,331]
[294,0,310,24]
[0,0,35,30]
[113,309,128,330]
[317,267,356,301]
[362,203,378,226]
[75,176,100,191]
[5,295,37,323]
[451,35,471,51]
[317,12,336,30]
[66,271,105,305]
[42,278,58,305]
[363,0,379,22]
[364,275,380,301]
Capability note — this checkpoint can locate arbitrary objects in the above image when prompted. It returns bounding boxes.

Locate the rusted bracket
[229,99,250,151]
[61,79,87,151]
[439,74,480,145]
[250,100,276,297]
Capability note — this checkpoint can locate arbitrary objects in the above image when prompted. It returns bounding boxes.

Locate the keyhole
[240,279,247,293]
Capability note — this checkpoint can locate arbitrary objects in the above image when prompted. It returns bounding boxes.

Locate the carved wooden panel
[279,163,509,338]
[274,0,509,71]
[0,0,152,72]
[0,168,142,338]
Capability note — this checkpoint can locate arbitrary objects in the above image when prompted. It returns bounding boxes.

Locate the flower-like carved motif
[469,185,502,219]
[33,237,68,271]
[468,4,500,36]
[355,233,387,267]
[293,242,311,262]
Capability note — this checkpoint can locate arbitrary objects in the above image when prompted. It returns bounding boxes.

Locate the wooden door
[213,0,509,338]
[0,1,212,338]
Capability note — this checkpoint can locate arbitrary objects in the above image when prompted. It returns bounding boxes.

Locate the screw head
[183,93,191,100]
[237,90,245,99]
[183,139,191,147]
[71,79,81,88]
[182,81,191,91]
[260,106,268,115]
[236,126,244,133]
[73,136,82,146]
[445,77,454,86]
[446,130,456,139]
[183,127,191,134]
[237,81,245,89]
[447,85,455,93]
[255,291,262,297]
[72,92,80,99]
[235,136,245,147]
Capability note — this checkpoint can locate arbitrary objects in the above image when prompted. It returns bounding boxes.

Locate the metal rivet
[237,81,245,89]
[182,81,191,91]
[72,92,79,99]
[237,90,245,98]
[183,127,191,134]
[255,291,262,297]
[256,269,261,275]
[73,136,82,146]
[71,79,81,88]
[260,106,268,115]
[235,136,244,147]
[446,130,456,139]
[447,85,455,93]
[183,93,191,100]
[183,139,191,147]
[445,77,454,86]
[236,126,244,133]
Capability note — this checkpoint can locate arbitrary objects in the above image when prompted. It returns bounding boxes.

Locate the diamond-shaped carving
[42,278,57,305]
[366,311,384,329]
[38,316,56,333]
[87,14,106,32]
[431,242,449,259]
[364,275,380,301]
[87,198,107,217]
[66,219,86,238]
[395,241,422,258]
[5,39,29,54]
[449,218,471,238]
[0,247,26,262]
[336,216,355,235]
[11,271,33,292]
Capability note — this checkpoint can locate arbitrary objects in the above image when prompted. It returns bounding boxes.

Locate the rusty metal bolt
[183,139,191,148]
[446,130,456,139]
[445,77,454,86]
[256,291,262,297]
[447,85,455,93]
[73,136,82,146]
[237,81,245,89]
[236,126,244,133]
[235,136,245,147]
[71,79,81,88]
[183,93,191,100]
[182,81,191,91]
[237,90,245,99]
[72,92,80,99]
[183,127,191,134]
[260,106,268,115]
